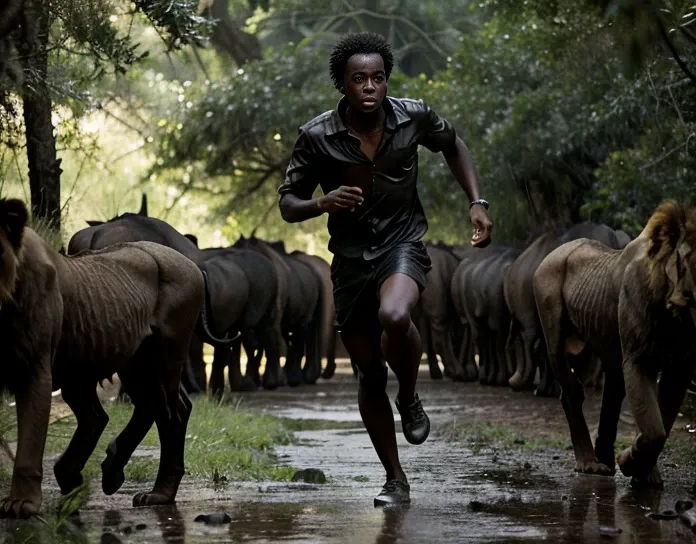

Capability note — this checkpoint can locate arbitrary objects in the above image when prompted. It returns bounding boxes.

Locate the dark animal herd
[2,191,695,519]
[69,195,631,400]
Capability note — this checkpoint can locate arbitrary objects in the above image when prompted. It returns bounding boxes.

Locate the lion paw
[575,460,615,475]
[0,497,40,518]
[631,467,664,490]
[617,446,637,476]
[133,492,175,507]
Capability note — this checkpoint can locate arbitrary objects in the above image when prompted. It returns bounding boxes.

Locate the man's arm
[418,100,493,246]
[443,137,481,202]
[279,193,325,223]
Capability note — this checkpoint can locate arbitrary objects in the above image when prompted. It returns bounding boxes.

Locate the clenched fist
[318,186,364,213]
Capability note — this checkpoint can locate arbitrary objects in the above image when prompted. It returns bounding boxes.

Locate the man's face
[343,53,387,113]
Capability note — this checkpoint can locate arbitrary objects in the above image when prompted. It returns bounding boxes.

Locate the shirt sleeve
[418,100,457,153]
[277,130,319,200]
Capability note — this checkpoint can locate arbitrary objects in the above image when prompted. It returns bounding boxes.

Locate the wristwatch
[469,199,489,210]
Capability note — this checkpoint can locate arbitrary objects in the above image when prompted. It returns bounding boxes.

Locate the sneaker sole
[374,496,411,507]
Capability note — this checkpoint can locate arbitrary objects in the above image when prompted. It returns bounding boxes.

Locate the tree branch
[655,15,696,83]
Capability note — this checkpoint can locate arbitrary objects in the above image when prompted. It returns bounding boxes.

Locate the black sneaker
[395,393,430,445]
[374,479,411,507]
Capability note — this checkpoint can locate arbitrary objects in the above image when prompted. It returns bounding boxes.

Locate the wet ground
[5,362,696,543]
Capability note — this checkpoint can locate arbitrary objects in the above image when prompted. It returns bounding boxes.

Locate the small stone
[122,526,133,535]
[523,462,532,470]
[194,513,232,525]
[135,524,147,531]
[292,468,327,484]
[468,500,484,512]
[552,455,560,460]
[599,525,622,537]
[513,438,526,445]
[561,495,568,501]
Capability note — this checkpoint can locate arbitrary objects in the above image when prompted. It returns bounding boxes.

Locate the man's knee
[358,363,388,397]
[378,304,412,335]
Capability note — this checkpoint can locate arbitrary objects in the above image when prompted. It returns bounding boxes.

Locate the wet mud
[3,363,696,543]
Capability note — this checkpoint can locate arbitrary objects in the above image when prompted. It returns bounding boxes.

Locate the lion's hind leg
[101,370,155,496]
[53,383,109,495]
[534,253,612,476]
[132,382,191,507]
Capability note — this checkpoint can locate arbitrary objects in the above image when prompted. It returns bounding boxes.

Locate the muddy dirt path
[7,365,696,543]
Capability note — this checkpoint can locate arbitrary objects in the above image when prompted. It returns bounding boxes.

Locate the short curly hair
[329,32,394,92]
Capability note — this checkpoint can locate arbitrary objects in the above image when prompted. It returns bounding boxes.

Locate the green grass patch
[438,420,571,453]
[0,395,300,489]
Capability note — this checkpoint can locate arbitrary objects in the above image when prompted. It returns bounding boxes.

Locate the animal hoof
[102,443,126,495]
[321,365,337,380]
[54,461,84,495]
[262,368,280,390]
[285,370,303,387]
[133,492,175,507]
[302,368,320,385]
[508,372,525,390]
[575,461,615,475]
[0,497,40,518]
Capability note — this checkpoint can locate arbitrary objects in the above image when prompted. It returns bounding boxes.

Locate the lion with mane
[533,200,696,488]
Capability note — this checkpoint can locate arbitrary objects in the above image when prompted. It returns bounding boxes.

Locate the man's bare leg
[341,319,410,505]
[378,273,430,445]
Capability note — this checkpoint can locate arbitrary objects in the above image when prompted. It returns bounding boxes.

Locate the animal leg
[510,328,536,391]
[485,327,498,385]
[494,329,509,386]
[423,315,443,379]
[535,278,610,475]
[53,384,109,495]
[188,334,206,392]
[535,338,560,398]
[507,319,526,390]
[616,353,666,485]
[102,373,155,495]
[321,325,338,380]
[0,360,52,518]
[260,320,281,390]
[432,317,461,381]
[133,387,191,507]
[458,322,478,381]
[302,320,322,385]
[228,341,256,392]
[593,364,624,472]
[208,345,226,398]
[284,331,305,387]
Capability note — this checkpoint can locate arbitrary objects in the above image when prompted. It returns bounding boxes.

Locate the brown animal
[533,201,696,487]
[0,198,206,517]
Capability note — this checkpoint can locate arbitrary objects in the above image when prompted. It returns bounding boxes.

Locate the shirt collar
[325,96,411,137]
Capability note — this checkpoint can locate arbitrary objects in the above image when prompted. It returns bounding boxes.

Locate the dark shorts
[331,241,432,331]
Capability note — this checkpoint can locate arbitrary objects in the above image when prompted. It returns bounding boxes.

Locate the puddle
[3,367,696,542]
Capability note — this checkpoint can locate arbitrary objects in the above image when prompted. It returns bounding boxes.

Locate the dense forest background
[0,0,694,259]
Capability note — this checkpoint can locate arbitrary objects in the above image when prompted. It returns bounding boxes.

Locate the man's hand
[318,186,364,213]
[470,204,493,248]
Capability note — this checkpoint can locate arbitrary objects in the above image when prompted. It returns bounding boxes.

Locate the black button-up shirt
[278,96,457,260]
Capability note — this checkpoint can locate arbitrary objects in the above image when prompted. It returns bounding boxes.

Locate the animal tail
[196,270,241,347]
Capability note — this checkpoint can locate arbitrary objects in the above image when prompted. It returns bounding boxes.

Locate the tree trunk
[20,0,62,231]
[206,0,261,65]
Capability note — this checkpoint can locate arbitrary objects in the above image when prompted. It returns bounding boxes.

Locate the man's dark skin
[280,53,492,499]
